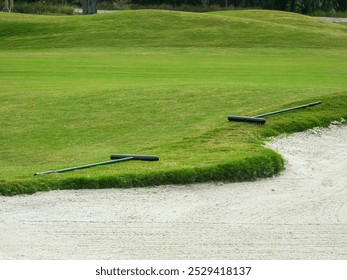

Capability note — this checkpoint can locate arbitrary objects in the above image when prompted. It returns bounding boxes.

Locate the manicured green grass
[1,9,347,49]
[0,10,347,195]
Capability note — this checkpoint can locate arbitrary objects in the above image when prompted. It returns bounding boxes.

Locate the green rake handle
[253,101,321,118]
[34,157,134,176]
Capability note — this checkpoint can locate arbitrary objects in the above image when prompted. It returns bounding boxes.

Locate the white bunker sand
[0,125,346,259]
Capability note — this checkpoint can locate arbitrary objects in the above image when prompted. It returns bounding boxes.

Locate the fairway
[0,10,347,195]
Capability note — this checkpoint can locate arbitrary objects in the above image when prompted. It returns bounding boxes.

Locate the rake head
[110,154,159,161]
[227,115,266,124]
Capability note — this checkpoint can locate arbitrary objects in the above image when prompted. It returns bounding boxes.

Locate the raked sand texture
[0,124,346,260]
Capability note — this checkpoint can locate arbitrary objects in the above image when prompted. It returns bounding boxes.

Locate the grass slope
[0,10,347,195]
[1,10,347,49]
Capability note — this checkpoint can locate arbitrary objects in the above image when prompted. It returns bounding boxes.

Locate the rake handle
[34,157,134,176]
[253,101,321,118]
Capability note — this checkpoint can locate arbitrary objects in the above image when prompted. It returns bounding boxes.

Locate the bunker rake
[34,154,159,176]
[228,101,321,124]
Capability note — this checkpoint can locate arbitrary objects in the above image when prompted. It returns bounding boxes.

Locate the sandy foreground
[0,124,346,260]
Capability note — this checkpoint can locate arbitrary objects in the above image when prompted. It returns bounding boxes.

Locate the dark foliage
[3,0,347,13]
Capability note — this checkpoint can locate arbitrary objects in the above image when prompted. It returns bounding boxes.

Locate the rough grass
[0,10,347,195]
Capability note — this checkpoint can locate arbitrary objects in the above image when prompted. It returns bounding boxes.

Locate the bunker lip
[0,124,346,259]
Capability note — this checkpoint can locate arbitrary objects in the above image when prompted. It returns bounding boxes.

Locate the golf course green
[0,9,346,195]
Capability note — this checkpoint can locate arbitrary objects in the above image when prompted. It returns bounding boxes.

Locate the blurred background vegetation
[1,0,347,16]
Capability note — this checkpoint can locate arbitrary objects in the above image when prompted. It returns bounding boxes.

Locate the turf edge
[0,149,283,196]
[0,94,346,196]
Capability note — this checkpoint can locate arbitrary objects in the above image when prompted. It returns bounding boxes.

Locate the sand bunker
[0,124,346,259]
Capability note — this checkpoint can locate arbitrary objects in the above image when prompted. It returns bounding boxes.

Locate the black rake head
[227,115,266,124]
[110,154,159,161]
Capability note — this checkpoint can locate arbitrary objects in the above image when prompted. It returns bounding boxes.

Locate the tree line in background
[2,0,347,14]
[131,0,347,14]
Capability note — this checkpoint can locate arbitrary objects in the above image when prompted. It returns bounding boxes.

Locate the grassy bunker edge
[1,93,346,196]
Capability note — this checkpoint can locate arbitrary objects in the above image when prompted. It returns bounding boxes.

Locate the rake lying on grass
[228,101,322,124]
[34,155,159,175]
